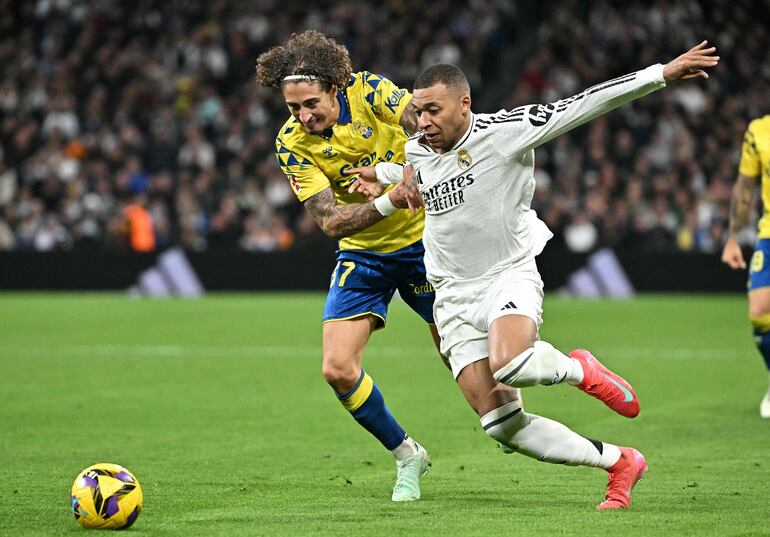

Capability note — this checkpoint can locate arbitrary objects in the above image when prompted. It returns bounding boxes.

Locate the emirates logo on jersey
[457,149,472,170]
[422,173,475,214]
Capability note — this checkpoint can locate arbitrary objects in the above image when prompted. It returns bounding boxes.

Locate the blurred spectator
[0,0,502,252]
[123,194,156,253]
[0,0,765,256]
[564,212,598,253]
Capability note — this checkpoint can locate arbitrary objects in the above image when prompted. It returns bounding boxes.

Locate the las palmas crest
[352,120,373,139]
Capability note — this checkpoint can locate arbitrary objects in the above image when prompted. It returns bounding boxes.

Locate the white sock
[391,436,418,461]
[598,442,622,469]
[494,340,583,387]
[481,401,612,468]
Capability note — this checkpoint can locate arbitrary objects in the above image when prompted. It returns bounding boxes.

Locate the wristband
[374,192,398,216]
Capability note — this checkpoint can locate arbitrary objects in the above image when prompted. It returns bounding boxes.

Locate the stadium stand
[0,0,766,255]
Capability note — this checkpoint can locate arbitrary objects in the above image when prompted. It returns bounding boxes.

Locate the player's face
[412,84,471,152]
[283,82,339,134]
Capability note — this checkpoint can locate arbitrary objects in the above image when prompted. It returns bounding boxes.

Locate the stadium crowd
[0,0,766,254]
[528,0,769,254]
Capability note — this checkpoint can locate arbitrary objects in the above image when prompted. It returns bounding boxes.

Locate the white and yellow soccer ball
[70,463,143,530]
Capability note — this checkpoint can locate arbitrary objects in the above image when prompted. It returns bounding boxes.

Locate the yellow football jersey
[274,71,424,253]
[739,115,770,238]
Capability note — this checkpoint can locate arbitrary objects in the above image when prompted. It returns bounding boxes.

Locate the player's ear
[460,94,471,112]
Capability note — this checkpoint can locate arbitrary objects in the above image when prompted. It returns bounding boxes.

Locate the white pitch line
[0,344,743,360]
[0,344,427,359]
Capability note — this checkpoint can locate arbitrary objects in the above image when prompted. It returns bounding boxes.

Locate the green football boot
[391,443,431,502]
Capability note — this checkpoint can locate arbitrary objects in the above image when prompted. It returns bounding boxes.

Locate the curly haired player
[256,30,436,501]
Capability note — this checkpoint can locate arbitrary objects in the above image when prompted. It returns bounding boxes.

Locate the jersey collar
[450,113,475,151]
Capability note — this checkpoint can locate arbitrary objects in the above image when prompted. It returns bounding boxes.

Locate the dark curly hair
[255,30,353,91]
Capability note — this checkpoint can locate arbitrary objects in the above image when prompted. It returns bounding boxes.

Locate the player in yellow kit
[256,30,437,501]
[722,115,770,418]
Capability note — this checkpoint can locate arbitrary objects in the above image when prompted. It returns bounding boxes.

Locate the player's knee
[488,339,537,374]
[494,341,558,387]
[749,305,770,324]
[321,357,361,392]
[481,400,528,445]
[473,385,521,419]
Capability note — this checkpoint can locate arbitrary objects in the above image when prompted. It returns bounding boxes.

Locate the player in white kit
[350,41,719,509]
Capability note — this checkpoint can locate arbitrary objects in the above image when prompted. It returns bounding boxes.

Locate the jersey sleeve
[375,162,405,184]
[739,123,762,178]
[275,137,329,202]
[489,64,667,159]
[360,71,413,127]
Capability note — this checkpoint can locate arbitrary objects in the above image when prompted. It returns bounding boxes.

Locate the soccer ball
[70,463,143,530]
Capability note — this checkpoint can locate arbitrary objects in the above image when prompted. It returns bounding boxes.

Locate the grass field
[1,293,769,536]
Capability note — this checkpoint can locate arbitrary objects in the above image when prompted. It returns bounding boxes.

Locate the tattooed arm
[721,173,757,270]
[304,187,385,239]
[729,173,757,236]
[399,101,419,135]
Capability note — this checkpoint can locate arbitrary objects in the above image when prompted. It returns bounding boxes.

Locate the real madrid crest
[457,149,472,170]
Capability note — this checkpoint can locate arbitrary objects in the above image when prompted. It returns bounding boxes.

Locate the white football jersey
[406,64,666,282]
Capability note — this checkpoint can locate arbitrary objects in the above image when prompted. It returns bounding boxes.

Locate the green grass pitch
[1,293,769,536]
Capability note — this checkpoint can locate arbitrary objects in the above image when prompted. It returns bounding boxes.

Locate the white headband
[282,75,320,82]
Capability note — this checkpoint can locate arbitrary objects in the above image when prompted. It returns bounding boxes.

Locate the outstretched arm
[304,187,385,239]
[496,41,719,158]
[722,173,757,269]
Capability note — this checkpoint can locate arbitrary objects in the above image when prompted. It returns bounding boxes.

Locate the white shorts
[432,259,544,378]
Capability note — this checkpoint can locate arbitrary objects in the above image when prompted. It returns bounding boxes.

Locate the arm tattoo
[399,101,419,135]
[729,173,757,236]
[304,187,385,239]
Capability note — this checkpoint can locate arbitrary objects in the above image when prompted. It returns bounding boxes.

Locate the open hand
[663,41,719,82]
[346,166,384,199]
[347,178,384,200]
[345,166,378,183]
